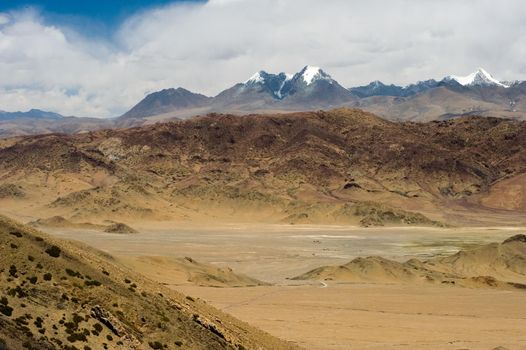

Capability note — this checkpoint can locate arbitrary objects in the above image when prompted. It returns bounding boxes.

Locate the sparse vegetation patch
[45,245,61,258]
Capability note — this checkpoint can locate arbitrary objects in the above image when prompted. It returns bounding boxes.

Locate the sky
[0,0,525,117]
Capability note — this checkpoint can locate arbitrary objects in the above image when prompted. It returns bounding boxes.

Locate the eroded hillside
[0,215,299,350]
[293,234,526,290]
[0,108,525,226]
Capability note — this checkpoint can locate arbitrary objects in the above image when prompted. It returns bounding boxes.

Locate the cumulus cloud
[0,0,525,117]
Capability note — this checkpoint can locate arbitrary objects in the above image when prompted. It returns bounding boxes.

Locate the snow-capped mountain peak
[245,71,266,84]
[236,66,347,101]
[242,70,293,99]
[299,65,332,85]
[447,68,509,88]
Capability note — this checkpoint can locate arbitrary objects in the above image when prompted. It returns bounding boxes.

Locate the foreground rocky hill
[0,215,299,350]
[0,108,525,226]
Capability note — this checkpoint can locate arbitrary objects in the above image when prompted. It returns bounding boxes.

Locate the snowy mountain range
[217,65,351,104]
[350,68,518,98]
[243,66,336,99]
[120,66,354,120]
[2,66,526,138]
[118,66,523,121]
[445,68,512,88]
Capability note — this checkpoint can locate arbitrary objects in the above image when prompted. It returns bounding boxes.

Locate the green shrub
[64,321,76,330]
[8,286,27,298]
[9,265,17,278]
[0,304,13,317]
[45,245,61,258]
[64,345,79,350]
[28,276,38,284]
[9,231,22,238]
[65,269,82,278]
[149,341,164,349]
[15,316,28,325]
[84,280,101,287]
[66,332,87,342]
[72,314,84,324]
[43,273,52,281]
[34,317,43,328]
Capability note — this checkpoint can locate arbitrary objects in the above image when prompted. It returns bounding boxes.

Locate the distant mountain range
[119,66,526,122]
[0,110,114,138]
[353,70,526,122]
[350,68,519,97]
[120,65,354,120]
[0,109,65,121]
[222,65,352,105]
[2,66,526,137]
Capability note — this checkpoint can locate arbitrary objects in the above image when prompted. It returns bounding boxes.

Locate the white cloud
[0,13,10,25]
[0,0,525,117]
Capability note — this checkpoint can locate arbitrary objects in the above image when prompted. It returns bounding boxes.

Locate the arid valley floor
[41,224,526,350]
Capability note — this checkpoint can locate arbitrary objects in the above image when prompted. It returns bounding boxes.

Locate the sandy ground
[42,224,526,349]
[177,283,526,350]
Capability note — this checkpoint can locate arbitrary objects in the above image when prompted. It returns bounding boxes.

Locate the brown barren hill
[0,108,526,225]
[118,256,269,288]
[104,222,138,234]
[293,234,526,290]
[0,215,300,350]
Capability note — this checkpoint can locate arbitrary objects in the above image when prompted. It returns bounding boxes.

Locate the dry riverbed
[45,224,526,349]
